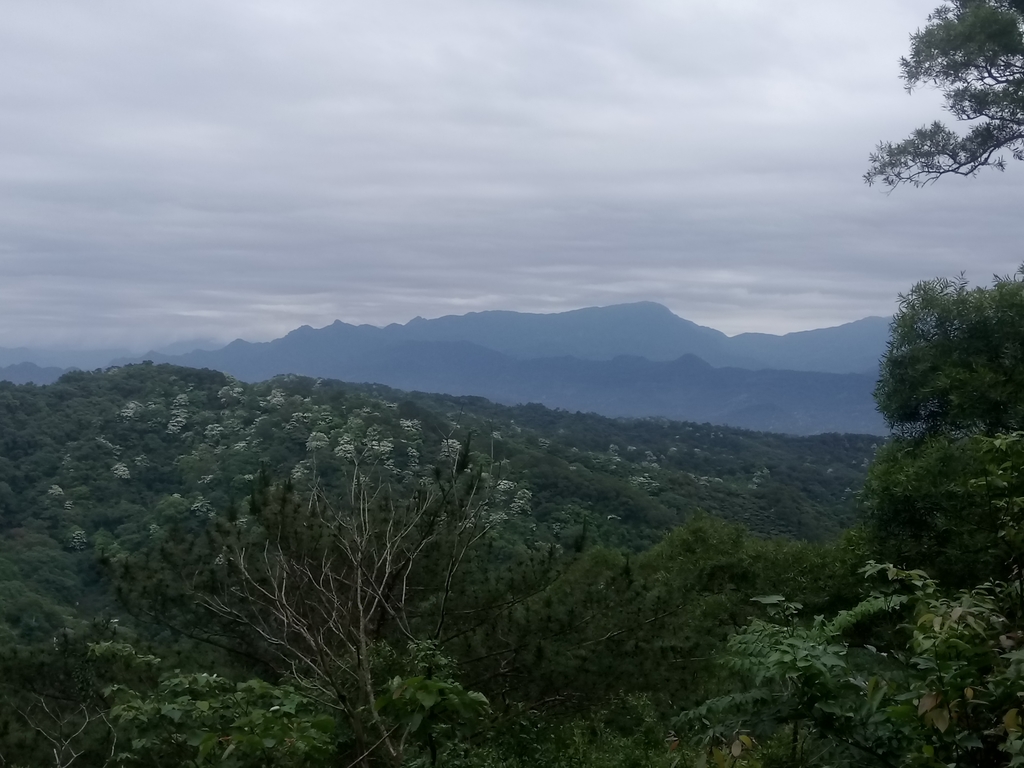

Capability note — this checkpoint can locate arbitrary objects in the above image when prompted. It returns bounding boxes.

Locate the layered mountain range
[1,303,891,434]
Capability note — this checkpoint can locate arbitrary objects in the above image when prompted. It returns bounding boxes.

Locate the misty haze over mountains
[0,303,889,435]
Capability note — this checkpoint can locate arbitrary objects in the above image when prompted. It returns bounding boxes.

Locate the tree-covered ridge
[5,264,1024,766]
[0,363,874,644]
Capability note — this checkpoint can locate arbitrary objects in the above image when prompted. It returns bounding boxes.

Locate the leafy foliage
[680,558,1024,768]
[866,0,1024,187]
[875,270,1024,440]
[867,270,1024,584]
[110,672,336,768]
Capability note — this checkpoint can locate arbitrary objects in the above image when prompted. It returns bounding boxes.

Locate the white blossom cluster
[495,479,517,495]
[400,418,421,434]
[190,497,214,518]
[405,446,420,469]
[282,414,308,441]
[491,431,502,440]
[629,474,660,493]
[291,463,310,481]
[68,529,88,551]
[111,462,131,480]
[364,426,393,458]
[306,431,329,452]
[309,405,334,428]
[749,467,771,488]
[133,454,149,467]
[509,488,532,515]
[63,500,74,510]
[260,389,287,409]
[483,508,509,526]
[688,473,723,487]
[439,438,462,460]
[205,424,224,439]
[118,401,143,421]
[96,436,121,455]
[218,384,245,405]
[335,435,357,461]
[167,393,190,434]
[47,484,64,497]
[537,438,550,449]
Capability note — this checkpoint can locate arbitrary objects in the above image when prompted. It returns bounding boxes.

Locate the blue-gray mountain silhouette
[0,362,66,386]
[119,302,888,435]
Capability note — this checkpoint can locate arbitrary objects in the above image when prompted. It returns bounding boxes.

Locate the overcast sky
[1,0,1021,349]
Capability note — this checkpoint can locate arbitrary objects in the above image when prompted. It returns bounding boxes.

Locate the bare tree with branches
[118,430,514,766]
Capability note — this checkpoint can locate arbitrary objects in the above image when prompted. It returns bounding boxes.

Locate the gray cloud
[0,0,1020,348]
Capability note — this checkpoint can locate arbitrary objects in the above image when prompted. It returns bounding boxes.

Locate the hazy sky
[1,0,1021,349]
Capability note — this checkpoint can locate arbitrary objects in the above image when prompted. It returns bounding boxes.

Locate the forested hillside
[4,269,1024,767]
[0,363,873,645]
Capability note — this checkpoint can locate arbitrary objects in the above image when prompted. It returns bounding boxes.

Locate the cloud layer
[1,0,1021,348]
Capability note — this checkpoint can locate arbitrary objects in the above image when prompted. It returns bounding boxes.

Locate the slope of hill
[0,364,876,641]
[0,340,221,371]
[0,362,67,385]
[729,316,891,375]
[133,341,884,435]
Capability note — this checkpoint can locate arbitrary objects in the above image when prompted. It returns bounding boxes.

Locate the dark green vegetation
[0,362,872,645]
[6,0,1024,762]
[866,0,1024,187]
[683,269,1024,767]
[4,266,1024,767]
[0,359,872,767]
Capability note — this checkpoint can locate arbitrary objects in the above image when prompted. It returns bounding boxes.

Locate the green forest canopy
[0,362,873,644]
[4,269,1024,767]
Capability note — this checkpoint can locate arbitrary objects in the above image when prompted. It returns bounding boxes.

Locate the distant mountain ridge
[126,339,884,435]
[121,301,888,372]
[3,304,891,435]
[0,338,222,372]
[0,362,67,385]
[234,302,888,374]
